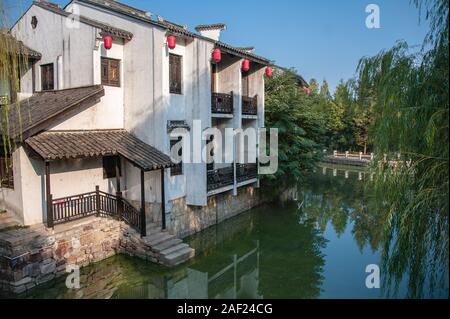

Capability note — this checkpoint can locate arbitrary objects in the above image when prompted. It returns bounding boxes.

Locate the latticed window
[169,54,182,94]
[101,57,120,87]
[0,156,14,189]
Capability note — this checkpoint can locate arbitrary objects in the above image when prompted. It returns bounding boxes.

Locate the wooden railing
[49,186,144,236]
[242,95,258,116]
[332,151,374,160]
[207,166,234,192]
[212,92,233,114]
[121,197,143,232]
[236,163,258,183]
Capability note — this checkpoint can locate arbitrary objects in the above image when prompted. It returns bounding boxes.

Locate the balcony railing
[50,186,144,236]
[207,166,234,192]
[212,92,233,114]
[242,95,258,116]
[236,163,258,183]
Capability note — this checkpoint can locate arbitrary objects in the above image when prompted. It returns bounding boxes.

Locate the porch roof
[1,85,105,141]
[25,130,174,171]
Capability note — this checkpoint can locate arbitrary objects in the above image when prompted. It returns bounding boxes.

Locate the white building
[1,0,271,239]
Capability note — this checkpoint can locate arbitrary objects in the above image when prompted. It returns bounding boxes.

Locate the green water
[18,166,449,299]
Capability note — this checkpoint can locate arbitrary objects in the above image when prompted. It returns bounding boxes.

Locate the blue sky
[4,0,430,92]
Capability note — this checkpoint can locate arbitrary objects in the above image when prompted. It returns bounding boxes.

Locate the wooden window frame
[41,63,54,91]
[101,57,121,87]
[103,156,121,179]
[170,137,183,176]
[0,156,14,189]
[169,54,182,95]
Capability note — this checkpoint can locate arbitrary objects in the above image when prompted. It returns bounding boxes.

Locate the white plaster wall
[11,4,125,131]
[22,152,123,226]
[50,40,125,131]
[12,5,95,90]
[71,1,214,206]
[0,148,24,223]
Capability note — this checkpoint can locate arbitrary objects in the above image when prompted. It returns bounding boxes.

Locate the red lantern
[242,59,250,72]
[167,35,176,49]
[212,49,221,63]
[265,67,273,77]
[103,35,112,50]
[303,86,311,95]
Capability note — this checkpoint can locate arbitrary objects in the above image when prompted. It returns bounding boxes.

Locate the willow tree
[1,0,27,163]
[358,0,448,298]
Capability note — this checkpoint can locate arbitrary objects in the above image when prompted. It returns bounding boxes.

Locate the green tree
[358,0,449,297]
[263,69,325,193]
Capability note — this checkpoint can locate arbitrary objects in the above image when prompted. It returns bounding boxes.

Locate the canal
[17,165,449,299]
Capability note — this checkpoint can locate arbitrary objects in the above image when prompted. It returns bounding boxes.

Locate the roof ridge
[195,23,226,32]
[34,1,133,40]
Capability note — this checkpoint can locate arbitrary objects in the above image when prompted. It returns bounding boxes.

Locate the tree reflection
[300,165,448,298]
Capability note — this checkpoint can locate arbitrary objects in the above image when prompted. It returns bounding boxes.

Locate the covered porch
[25,130,174,237]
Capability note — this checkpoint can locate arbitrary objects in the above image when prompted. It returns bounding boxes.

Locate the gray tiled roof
[1,85,105,140]
[35,1,133,40]
[75,0,270,65]
[195,23,226,32]
[26,130,174,171]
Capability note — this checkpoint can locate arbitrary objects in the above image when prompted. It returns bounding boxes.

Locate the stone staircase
[0,211,21,232]
[142,222,195,267]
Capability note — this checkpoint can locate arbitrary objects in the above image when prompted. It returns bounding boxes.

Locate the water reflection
[17,164,447,299]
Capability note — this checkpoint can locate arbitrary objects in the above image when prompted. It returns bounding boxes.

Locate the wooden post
[230,90,234,113]
[140,170,147,237]
[45,161,53,228]
[116,191,123,221]
[95,185,100,217]
[161,168,166,231]
[115,156,121,193]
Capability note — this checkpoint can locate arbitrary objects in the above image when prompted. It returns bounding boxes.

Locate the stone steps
[160,246,195,267]
[159,243,189,256]
[152,238,183,253]
[146,223,163,236]
[141,223,195,267]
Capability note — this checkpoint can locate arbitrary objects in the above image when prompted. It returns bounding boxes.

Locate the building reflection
[112,241,262,299]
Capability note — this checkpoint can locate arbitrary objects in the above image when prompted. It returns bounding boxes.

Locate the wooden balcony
[207,166,234,192]
[242,95,258,116]
[236,163,258,183]
[211,92,233,115]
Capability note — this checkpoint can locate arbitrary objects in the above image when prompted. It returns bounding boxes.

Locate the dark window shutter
[103,156,121,179]
[169,54,182,94]
[41,63,54,91]
[101,58,109,84]
[170,137,183,176]
[242,73,249,97]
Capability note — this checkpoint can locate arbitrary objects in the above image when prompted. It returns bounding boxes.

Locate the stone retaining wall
[0,217,162,296]
[169,186,263,238]
[0,185,264,295]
